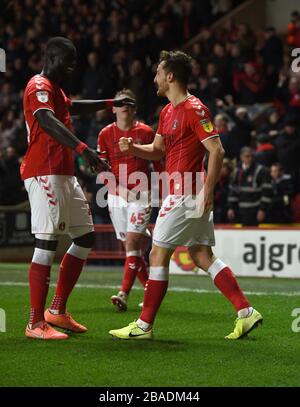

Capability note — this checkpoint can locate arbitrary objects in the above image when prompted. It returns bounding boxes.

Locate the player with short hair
[109,50,263,340]
[22,37,135,340]
[98,88,158,311]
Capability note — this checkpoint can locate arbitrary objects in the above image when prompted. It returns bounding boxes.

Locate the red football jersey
[157,95,219,194]
[21,74,74,180]
[97,121,155,192]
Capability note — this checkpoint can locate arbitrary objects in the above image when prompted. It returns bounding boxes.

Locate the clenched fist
[119,137,134,153]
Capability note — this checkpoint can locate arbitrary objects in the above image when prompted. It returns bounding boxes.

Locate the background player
[22,37,135,340]
[98,88,158,311]
[109,50,263,340]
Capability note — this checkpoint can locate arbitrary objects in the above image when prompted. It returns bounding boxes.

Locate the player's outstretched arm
[119,134,165,161]
[35,109,109,173]
[202,136,225,212]
[69,97,136,115]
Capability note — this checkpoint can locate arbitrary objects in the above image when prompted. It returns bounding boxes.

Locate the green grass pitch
[0,263,299,387]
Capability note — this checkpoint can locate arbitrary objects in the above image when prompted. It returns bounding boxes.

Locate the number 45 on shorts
[130,212,145,225]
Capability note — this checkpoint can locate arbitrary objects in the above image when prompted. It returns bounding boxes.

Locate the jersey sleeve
[143,125,155,144]
[26,78,55,116]
[156,107,167,137]
[189,105,219,143]
[97,129,108,160]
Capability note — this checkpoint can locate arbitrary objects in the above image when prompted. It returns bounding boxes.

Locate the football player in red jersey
[22,37,135,340]
[109,50,263,340]
[98,88,162,311]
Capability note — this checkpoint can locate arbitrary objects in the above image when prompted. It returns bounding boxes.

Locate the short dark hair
[240,146,254,156]
[159,50,192,87]
[46,37,76,56]
[271,162,284,172]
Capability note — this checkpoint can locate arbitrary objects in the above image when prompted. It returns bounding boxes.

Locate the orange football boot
[25,321,69,340]
[44,309,87,333]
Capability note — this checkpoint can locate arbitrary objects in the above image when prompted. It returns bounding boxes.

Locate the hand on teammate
[82,147,111,173]
[113,97,136,108]
[119,137,134,153]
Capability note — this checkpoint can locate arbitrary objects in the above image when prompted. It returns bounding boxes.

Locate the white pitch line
[0,281,299,296]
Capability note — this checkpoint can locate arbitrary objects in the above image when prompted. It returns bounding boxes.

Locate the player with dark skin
[35,38,135,174]
[22,37,137,340]
[34,38,135,251]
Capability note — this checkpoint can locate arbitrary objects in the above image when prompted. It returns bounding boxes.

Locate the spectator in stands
[259,27,283,97]
[127,59,149,119]
[206,62,224,99]
[86,110,112,148]
[269,163,294,223]
[0,146,27,205]
[180,0,200,42]
[214,113,233,159]
[228,42,246,87]
[188,60,202,97]
[255,133,277,167]
[233,61,265,104]
[276,76,300,118]
[287,10,300,48]
[236,23,257,60]
[227,147,273,226]
[214,158,232,223]
[225,104,254,157]
[273,116,300,190]
[259,109,283,139]
[82,52,111,99]
[218,17,239,43]
[210,43,231,92]
[215,100,253,160]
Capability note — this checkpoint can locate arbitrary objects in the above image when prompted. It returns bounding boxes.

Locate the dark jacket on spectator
[228,162,273,225]
[273,129,300,178]
[270,173,294,222]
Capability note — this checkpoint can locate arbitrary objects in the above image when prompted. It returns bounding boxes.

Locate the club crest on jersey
[36,91,49,103]
[200,118,213,133]
[172,119,179,130]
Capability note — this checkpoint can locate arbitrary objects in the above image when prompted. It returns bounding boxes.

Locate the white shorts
[107,193,151,241]
[24,175,94,238]
[153,195,215,249]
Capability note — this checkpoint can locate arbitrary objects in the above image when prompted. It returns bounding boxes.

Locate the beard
[156,84,168,97]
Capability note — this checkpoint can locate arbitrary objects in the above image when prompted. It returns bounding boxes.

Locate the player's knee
[149,245,172,267]
[34,236,58,265]
[73,231,95,248]
[126,233,143,251]
[188,246,215,271]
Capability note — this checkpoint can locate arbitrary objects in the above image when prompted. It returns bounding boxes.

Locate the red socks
[208,260,250,311]
[121,255,149,294]
[140,280,168,324]
[139,266,169,325]
[29,262,51,326]
[50,253,85,314]
[136,257,149,287]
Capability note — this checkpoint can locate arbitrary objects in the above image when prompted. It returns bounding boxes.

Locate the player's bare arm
[119,134,165,161]
[69,97,136,115]
[35,109,109,172]
[202,136,225,212]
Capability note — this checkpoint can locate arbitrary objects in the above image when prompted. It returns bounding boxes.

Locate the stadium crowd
[1,0,300,224]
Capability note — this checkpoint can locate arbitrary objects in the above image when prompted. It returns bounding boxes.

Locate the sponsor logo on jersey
[200,118,213,133]
[36,91,49,103]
